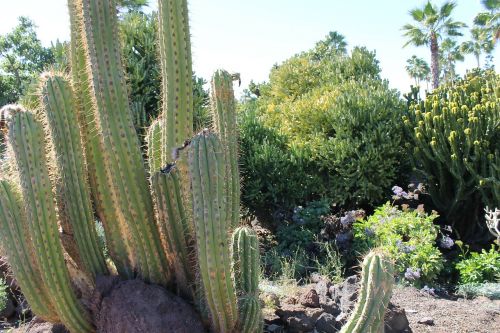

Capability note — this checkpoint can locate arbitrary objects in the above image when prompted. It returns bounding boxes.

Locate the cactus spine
[340,251,394,333]
[189,131,238,333]
[68,0,133,278]
[8,112,93,333]
[0,180,58,322]
[211,70,241,228]
[79,0,170,285]
[232,227,263,333]
[40,73,108,277]
[146,119,163,174]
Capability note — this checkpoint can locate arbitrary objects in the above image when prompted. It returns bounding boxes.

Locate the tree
[402,1,466,89]
[440,38,464,83]
[474,0,499,43]
[405,55,430,86]
[0,17,53,105]
[461,27,494,68]
[312,31,348,60]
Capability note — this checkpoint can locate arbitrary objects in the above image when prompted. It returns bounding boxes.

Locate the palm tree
[402,1,466,89]
[312,31,348,60]
[474,0,499,43]
[440,38,464,83]
[461,27,494,68]
[405,55,430,87]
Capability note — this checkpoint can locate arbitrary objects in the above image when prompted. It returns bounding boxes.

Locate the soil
[391,286,500,333]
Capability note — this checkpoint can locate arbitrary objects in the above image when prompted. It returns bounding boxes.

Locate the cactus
[340,251,394,333]
[232,227,263,333]
[40,73,108,277]
[0,0,262,332]
[8,111,93,332]
[403,69,499,240]
[189,131,239,333]
[211,70,241,228]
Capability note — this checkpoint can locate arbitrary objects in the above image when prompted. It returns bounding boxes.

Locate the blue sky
[1,0,498,96]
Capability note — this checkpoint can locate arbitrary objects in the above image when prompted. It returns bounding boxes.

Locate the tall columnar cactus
[146,118,163,174]
[151,165,195,299]
[211,70,241,228]
[40,73,108,277]
[189,131,239,333]
[0,180,58,322]
[403,69,499,240]
[8,112,93,333]
[68,0,133,278]
[79,0,170,284]
[232,227,263,333]
[340,251,394,333]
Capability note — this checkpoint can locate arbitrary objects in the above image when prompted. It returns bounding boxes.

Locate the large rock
[329,275,359,314]
[300,289,320,308]
[315,312,337,333]
[384,303,411,333]
[97,279,205,333]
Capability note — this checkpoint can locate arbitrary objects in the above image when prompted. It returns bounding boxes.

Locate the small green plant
[456,245,500,284]
[314,242,344,283]
[353,202,444,283]
[0,278,8,315]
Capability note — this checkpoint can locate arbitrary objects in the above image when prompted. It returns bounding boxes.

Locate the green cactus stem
[67,0,133,278]
[211,70,241,228]
[151,165,195,299]
[189,130,238,333]
[79,0,170,285]
[157,0,193,165]
[8,111,93,333]
[232,226,263,332]
[0,180,59,322]
[40,72,108,278]
[146,118,163,174]
[340,250,394,333]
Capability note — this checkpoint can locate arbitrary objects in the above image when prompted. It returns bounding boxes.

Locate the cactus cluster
[341,250,394,333]
[403,69,499,240]
[0,0,263,332]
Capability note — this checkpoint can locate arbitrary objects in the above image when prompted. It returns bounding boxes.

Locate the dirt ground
[391,286,500,333]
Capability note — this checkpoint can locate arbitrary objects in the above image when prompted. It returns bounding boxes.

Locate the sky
[0,0,498,96]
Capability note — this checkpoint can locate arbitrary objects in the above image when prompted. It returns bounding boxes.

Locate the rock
[384,303,411,333]
[276,303,324,332]
[97,279,205,333]
[319,297,341,317]
[417,317,434,325]
[300,289,320,308]
[310,272,323,283]
[263,312,282,326]
[315,312,337,333]
[335,312,349,329]
[265,323,284,333]
[261,292,280,308]
[316,279,332,299]
[329,275,359,314]
[0,297,16,318]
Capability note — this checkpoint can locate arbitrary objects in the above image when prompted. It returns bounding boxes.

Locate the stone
[261,291,280,308]
[417,317,434,325]
[0,297,16,318]
[300,288,320,308]
[330,275,359,314]
[315,312,337,333]
[384,303,411,333]
[265,323,284,333]
[276,303,324,333]
[316,279,332,299]
[319,296,341,316]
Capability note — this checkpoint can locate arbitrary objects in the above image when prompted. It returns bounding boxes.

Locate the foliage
[457,282,500,299]
[0,278,8,315]
[315,242,344,283]
[455,245,500,284]
[473,0,499,44]
[461,27,495,68]
[0,17,54,105]
[249,36,408,208]
[405,55,430,87]
[402,69,499,241]
[353,203,444,283]
[439,38,464,83]
[239,102,325,216]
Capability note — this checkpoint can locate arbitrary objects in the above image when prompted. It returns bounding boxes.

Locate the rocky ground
[262,274,500,333]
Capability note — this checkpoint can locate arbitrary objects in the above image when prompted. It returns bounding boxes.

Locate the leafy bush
[248,36,408,208]
[353,203,444,283]
[457,283,500,299]
[239,102,325,216]
[456,245,500,284]
[403,69,499,241]
[0,278,8,315]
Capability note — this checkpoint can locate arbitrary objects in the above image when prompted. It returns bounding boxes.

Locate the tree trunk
[476,53,480,68]
[430,33,439,89]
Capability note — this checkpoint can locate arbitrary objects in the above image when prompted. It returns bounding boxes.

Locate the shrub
[239,103,325,216]
[0,278,8,315]
[403,69,499,241]
[456,245,500,284]
[353,203,444,283]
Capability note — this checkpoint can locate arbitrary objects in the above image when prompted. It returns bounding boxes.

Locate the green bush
[248,36,408,208]
[456,245,500,284]
[403,69,499,241]
[0,278,8,315]
[239,102,325,216]
[353,203,444,283]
